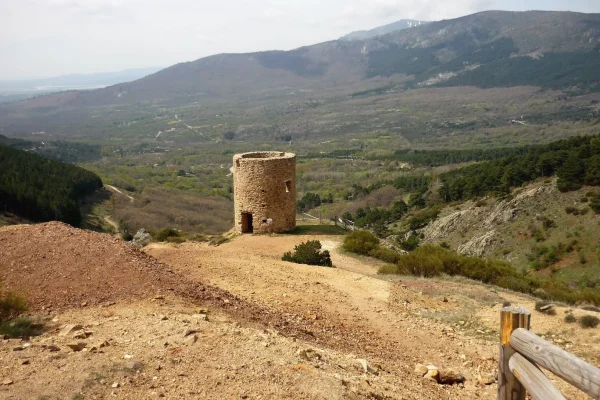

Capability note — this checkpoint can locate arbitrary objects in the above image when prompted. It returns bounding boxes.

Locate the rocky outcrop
[421,210,469,241]
[484,185,553,227]
[457,230,496,257]
[132,228,152,248]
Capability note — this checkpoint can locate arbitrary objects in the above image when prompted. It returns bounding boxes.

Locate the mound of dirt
[0,222,196,311]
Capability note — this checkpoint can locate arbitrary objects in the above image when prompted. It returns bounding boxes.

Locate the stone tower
[233,151,296,234]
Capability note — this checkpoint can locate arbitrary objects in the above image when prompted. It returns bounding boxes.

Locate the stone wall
[233,152,296,234]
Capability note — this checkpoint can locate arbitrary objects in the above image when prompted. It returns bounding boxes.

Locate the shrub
[502,301,512,307]
[155,228,180,242]
[398,234,420,251]
[0,281,28,323]
[282,240,332,267]
[565,206,580,215]
[369,247,401,264]
[475,200,487,207]
[0,317,44,338]
[564,314,577,323]
[582,306,600,312]
[343,231,379,255]
[579,315,600,329]
[166,236,186,244]
[121,231,133,241]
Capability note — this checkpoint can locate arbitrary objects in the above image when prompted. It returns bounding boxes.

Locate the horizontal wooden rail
[510,328,600,399]
[508,353,566,400]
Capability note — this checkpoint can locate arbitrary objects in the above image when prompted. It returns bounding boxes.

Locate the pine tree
[557,152,585,192]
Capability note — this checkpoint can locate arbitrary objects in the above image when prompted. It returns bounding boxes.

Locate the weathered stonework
[233,152,296,234]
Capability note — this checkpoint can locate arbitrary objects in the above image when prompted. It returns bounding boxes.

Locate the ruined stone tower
[233,151,296,234]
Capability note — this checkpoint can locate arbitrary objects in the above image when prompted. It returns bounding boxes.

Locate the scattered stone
[424,366,440,382]
[13,345,24,351]
[159,315,168,321]
[20,359,30,365]
[297,348,321,361]
[414,364,429,376]
[59,324,83,337]
[478,373,497,385]
[112,382,120,388]
[540,304,554,312]
[124,354,134,359]
[183,335,197,346]
[1,379,13,386]
[124,361,143,371]
[439,370,466,385]
[102,310,114,318]
[356,359,377,374]
[66,342,87,352]
[183,329,198,337]
[43,344,60,352]
[192,313,208,322]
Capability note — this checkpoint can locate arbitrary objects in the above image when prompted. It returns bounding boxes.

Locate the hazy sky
[1,0,599,80]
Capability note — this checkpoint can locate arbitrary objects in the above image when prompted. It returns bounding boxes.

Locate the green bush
[343,231,379,255]
[579,315,600,329]
[0,317,44,338]
[368,247,401,264]
[282,240,332,267]
[564,314,577,323]
[398,234,420,251]
[155,228,180,242]
[0,281,28,323]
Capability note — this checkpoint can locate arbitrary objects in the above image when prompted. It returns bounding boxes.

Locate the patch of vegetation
[564,313,577,323]
[343,230,380,255]
[0,317,44,338]
[155,228,180,242]
[282,240,333,267]
[0,144,103,226]
[579,315,600,329]
[0,280,28,323]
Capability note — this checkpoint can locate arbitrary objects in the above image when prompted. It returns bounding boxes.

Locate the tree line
[0,144,103,225]
[438,135,600,202]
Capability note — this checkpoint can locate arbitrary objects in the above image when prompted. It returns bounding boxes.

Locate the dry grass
[113,187,233,234]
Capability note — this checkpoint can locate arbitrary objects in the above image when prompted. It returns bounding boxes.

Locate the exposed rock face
[484,186,553,227]
[457,230,496,257]
[132,229,152,248]
[421,210,469,241]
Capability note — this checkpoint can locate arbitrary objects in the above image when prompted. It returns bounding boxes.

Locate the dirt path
[146,235,499,399]
[105,185,134,203]
[104,215,119,231]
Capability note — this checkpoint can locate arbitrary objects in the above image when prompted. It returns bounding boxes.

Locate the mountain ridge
[340,19,429,41]
[1,10,600,128]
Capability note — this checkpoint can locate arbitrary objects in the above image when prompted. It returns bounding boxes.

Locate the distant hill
[0,67,162,94]
[1,10,600,136]
[340,19,429,41]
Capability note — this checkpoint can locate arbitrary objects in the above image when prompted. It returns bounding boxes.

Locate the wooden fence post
[498,306,531,400]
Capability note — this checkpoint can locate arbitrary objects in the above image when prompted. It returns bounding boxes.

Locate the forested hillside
[438,135,600,201]
[0,145,102,225]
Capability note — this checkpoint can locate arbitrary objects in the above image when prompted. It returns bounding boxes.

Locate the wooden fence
[498,306,600,399]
